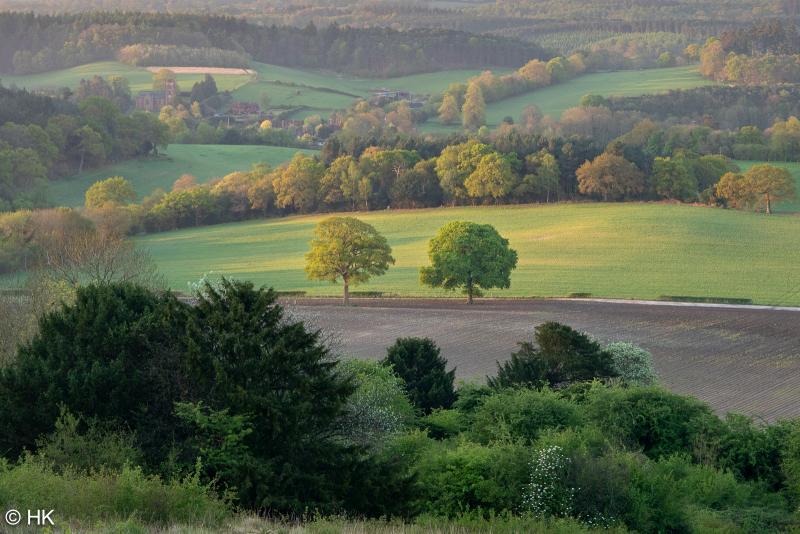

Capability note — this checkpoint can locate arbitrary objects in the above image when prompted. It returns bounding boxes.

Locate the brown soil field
[285,298,800,421]
[144,66,255,75]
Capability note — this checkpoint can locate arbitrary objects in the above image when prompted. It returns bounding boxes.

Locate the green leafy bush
[584,385,720,459]
[470,388,583,444]
[413,440,530,517]
[605,342,658,386]
[337,359,416,448]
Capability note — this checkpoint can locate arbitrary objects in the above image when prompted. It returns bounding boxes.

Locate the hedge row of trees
[116,44,251,68]
[2,278,800,531]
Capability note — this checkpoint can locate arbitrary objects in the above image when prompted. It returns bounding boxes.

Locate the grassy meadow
[47,144,312,207]
[1,61,253,94]
[735,160,800,213]
[136,203,800,305]
[421,65,714,133]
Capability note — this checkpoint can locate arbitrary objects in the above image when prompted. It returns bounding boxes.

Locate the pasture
[232,62,513,118]
[137,202,800,306]
[288,298,800,421]
[421,65,714,133]
[47,144,312,207]
[1,61,253,94]
[735,160,800,213]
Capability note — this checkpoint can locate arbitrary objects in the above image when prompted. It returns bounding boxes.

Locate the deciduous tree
[305,217,395,304]
[420,221,518,304]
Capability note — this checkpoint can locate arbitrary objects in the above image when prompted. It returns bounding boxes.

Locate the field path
[286,298,800,421]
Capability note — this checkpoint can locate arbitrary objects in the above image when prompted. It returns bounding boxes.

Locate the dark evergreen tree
[489,322,617,389]
[382,337,456,414]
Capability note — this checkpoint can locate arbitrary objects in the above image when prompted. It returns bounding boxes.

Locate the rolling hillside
[421,65,714,132]
[137,203,800,305]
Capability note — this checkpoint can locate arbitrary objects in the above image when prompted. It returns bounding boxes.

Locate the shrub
[0,456,229,526]
[413,440,530,517]
[523,445,574,518]
[489,322,616,389]
[470,389,583,444]
[605,342,658,386]
[421,409,466,440]
[337,359,416,448]
[584,385,720,459]
[383,338,457,414]
[35,409,142,474]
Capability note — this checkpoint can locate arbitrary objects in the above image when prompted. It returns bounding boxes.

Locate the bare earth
[144,66,255,75]
[285,298,800,421]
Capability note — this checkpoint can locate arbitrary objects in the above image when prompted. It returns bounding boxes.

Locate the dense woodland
[0,12,547,76]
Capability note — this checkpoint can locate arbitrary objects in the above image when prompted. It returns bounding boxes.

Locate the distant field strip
[47,144,312,207]
[144,66,255,75]
[137,203,800,306]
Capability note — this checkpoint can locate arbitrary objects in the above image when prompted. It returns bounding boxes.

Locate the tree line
[0,12,548,77]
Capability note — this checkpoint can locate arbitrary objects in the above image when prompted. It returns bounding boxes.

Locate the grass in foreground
[136,202,800,306]
[421,65,714,133]
[47,144,313,207]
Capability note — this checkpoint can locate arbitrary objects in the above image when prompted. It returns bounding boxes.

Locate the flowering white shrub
[606,341,658,386]
[523,445,574,518]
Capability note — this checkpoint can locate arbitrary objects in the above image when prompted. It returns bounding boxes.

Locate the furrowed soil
[286,297,800,421]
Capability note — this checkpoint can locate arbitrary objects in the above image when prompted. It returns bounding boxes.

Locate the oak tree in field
[462,82,486,130]
[576,152,645,201]
[306,217,395,305]
[420,221,518,304]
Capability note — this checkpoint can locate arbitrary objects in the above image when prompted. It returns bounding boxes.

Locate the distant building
[229,101,260,115]
[134,79,177,112]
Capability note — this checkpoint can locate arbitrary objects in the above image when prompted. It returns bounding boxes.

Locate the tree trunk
[343,276,350,306]
[78,152,85,174]
[765,193,772,215]
[467,277,474,304]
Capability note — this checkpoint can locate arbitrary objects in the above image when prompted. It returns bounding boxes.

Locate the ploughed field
[137,203,800,306]
[47,144,313,207]
[286,298,800,421]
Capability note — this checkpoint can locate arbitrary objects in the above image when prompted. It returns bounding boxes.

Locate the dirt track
[285,298,800,421]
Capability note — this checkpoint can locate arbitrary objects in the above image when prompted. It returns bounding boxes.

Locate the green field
[1,61,253,94]
[233,62,512,118]
[421,65,714,133]
[47,144,312,207]
[735,160,800,213]
[137,203,800,305]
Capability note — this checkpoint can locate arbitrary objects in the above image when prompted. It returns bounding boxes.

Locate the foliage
[337,359,416,449]
[305,216,395,304]
[0,283,188,462]
[605,342,658,386]
[84,176,136,209]
[489,322,617,389]
[576,152,645,201]
[383,337,456,415]
[523,446,574,519]
[0,455,229,526]
[420,221,518,304]
[470,389,583,444]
